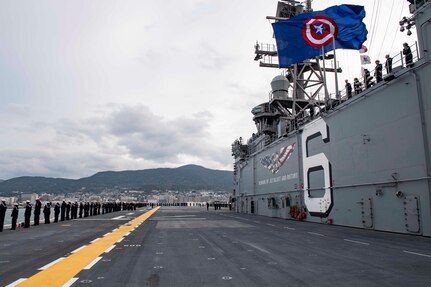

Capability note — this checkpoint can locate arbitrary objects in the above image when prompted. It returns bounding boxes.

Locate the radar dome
[271,75,290,100]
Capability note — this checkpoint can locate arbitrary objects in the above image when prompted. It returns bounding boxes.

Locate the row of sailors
[0,199,138,231]
[344,43,414,99]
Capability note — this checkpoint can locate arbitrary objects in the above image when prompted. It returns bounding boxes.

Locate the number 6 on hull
[301,119,333,217]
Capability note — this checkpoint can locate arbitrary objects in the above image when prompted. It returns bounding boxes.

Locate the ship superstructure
[232,0,431,236]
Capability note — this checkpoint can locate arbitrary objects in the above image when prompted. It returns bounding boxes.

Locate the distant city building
[19,193,38,204]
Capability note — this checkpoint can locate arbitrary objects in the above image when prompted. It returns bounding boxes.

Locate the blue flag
[272,5,368,68]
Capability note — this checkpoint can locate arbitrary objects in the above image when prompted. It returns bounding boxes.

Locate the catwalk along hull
[233,1,431,237]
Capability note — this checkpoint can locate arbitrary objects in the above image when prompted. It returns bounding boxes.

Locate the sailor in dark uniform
[79,202,84,218]
[84,202,89,217]
[403,42,413,67]
[43,202,51,224]
[54,202,60,223]
[0,199,7,232]
[60,200,66,221]
[11,203,19,230]
[93,202,97,216]
[345,79,352,99]
[374,60,383,83]
[34,198,42,226]
[70,202,75,219]
[73,201,78,219]
[363,69,374,89]
[354,78,362,94]
[66,201,71,220]
[385,54,393,73]
[24,200,32,228]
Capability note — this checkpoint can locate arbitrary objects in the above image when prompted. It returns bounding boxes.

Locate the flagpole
[332,36,340,100]
[321,47,329,103]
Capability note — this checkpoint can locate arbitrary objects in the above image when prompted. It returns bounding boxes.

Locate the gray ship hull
[233,1,431,237]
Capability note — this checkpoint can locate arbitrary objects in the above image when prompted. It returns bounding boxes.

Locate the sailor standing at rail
[74,201,79,219]
[24,200,32,228]
[385,54,393,73]
[66,201,71,220]
[43,202,51,224]
[93,202,97,216]
[0,199,7,232]
[34,198,41,226]
[11,203,19,230]
[84,202,89,217]
[364,69,374,89]
[79,202,84,218]
[54,202,60,223]
[60,200,66,221]
[403,42,413,67]
[354,78,362,94]
[345,80,352,99]
[71,201,77,219]
[374,60,383,83]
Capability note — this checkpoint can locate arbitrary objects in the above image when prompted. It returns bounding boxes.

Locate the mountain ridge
[0,165,233,195]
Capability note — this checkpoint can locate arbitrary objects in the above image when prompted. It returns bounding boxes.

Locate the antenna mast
[305,0,312,12]
[253,0,342,132]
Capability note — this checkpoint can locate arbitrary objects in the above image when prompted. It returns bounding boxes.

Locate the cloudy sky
[0,0,415,179]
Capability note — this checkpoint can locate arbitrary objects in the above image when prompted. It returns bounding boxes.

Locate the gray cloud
[0,104,231,179]
[106,105,222,162]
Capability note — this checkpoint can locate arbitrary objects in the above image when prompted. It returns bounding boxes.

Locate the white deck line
[62,277,79,287]
[343,239,370,245]
[90,237,100,244]
[71,245,87,254]
[5,278,27,287]
[112,215,125,220]
[284,226,295,230]
[308,232,325,237]
[104,245,116,253]
[117,237,124,243]
[38,257,66,270]
[103,232,110,237]
[403,250,431,258]
[83,256,102,270]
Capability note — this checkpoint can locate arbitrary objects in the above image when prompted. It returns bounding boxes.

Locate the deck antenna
[253,0,342,134]
[305,0,312,12]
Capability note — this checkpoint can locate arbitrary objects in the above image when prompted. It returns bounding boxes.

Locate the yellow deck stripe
[17,207,160,287]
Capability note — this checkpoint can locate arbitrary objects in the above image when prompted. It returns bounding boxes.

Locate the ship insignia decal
[260,143,295,174]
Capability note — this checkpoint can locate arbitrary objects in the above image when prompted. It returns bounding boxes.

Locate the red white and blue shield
[302,16,338,48]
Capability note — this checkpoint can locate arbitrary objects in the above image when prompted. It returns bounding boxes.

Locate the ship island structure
[231,0,431,237]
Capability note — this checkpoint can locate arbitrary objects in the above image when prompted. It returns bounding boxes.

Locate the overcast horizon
[0,0,415,180]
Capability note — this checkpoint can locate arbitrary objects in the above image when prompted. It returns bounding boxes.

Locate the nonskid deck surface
[1,207,431,287]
